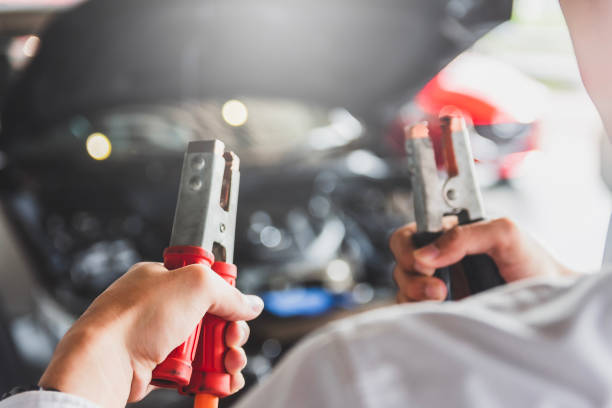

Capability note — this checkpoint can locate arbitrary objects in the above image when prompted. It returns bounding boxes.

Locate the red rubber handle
[151,246,215,388]
[183,261,237,396]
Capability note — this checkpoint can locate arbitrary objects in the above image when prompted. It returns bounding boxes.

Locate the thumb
[412,218,515,271]
[206,271,264,321]
[171,264,264,322]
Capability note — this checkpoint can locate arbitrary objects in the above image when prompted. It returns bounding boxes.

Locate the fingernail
[414,245,440,262]
[425,283,444,300]
[239,321,250,341]
[247,295,264,312]
[237,377,246,391]
[232,374,246,393]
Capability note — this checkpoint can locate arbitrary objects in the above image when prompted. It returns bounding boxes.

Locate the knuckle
[125,263,155,282]
[389,224,415,250]
[494,217,514,231]
[127,262,166,279]
[184,264,211,289]
[493,217,519,240]
[127,261,149,273]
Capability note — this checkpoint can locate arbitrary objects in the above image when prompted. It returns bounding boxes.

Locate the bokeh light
[22,35,40,58]
[222,99,249,127]
[86,133,112,160]
[326,259,351,282]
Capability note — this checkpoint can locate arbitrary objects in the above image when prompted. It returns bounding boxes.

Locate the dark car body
[0,0,512,406]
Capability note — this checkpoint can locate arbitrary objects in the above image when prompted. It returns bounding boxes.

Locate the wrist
[40,320,133,407]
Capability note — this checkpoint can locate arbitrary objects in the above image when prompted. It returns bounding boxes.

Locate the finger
[389,217,459,272]
[225,321,250,348]
[230,372,246,394]
[441,215,459,230]
[126,261,167,275]
[413,218,515,270]
[393,266,447,301]
[389,223,418,269]
[224,347,247,374]
[171,264,264,322]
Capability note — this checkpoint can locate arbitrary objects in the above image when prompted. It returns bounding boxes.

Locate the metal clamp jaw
[404,109,504,299]
[405,111,484,233]
[170,139,240,263]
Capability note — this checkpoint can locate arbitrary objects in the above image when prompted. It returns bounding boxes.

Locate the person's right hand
[39,262,264,408]
[389,217,576,303]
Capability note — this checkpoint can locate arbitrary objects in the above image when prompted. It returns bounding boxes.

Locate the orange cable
[194,393,219,408]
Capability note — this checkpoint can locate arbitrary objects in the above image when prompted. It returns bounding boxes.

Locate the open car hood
[1,0,511,147]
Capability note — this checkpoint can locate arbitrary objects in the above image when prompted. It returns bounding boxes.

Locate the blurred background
[0,0,608,406]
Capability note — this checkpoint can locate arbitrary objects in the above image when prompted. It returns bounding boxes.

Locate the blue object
[262,287,344,318]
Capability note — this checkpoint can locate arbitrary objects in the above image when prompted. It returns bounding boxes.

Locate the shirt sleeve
[0,391,100,408]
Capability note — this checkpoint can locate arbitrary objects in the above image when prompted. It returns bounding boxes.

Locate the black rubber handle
[460,253,505,294]
[460,218,505,295]
[412,231,451,301]
[412,230,505,301]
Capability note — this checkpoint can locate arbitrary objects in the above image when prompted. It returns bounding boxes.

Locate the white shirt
[3,272,610,408]
[234,272,612,408]
[0,392,97,408]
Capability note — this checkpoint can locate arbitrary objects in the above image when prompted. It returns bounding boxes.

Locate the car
[0,0,512,406]
[386,52,547,186]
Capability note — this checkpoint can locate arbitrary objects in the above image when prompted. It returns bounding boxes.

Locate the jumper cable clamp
[405,108,505,300]
[151,139,240,407]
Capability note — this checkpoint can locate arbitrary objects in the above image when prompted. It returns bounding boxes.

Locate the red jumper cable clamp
[404,108,505,300]
[150,139,240,407]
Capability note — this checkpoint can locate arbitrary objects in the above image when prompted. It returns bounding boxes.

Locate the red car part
[150,140,240,407]
[388,54,544,181]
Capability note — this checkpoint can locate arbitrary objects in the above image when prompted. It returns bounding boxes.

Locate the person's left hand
[389,217,575,302]
[39,262,264,407]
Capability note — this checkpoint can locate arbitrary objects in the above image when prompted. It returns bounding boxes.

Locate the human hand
[39,262,264,407]
[390,217,576,302]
